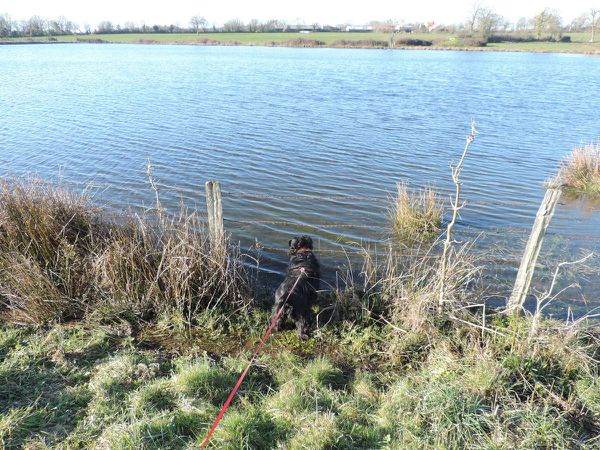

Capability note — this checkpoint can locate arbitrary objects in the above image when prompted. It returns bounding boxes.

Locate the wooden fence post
[205,180,225,253]
[507,188,562,313]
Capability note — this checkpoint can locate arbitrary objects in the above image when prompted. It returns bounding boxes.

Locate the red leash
[200,269,306,449]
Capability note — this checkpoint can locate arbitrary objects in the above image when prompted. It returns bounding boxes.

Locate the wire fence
[23,178,600,245]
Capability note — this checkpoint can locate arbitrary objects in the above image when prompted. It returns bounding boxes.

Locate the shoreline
[1,37,599,55]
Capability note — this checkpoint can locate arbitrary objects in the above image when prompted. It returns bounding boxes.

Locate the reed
[0,178,250,325]
[389,182,443,245]
[556,143,600,194]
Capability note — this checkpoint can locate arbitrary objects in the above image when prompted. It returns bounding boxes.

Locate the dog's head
[289,235,313,255]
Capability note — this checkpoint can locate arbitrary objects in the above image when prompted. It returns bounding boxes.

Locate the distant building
[395,24,414,33]
[345,25,373,32]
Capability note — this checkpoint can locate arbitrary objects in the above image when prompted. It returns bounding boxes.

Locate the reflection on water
[1,44,600,314]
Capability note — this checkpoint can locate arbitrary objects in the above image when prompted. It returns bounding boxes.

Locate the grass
[556,143,600,195]
[0,316,597,449]
[0,178,249,325]
[388,182,443,245]
[2,31,599,53]
[0,177,599,448]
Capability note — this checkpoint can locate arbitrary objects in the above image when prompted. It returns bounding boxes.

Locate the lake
[1,44,599,314]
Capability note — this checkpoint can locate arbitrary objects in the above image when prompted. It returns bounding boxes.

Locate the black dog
[272,235,320,340]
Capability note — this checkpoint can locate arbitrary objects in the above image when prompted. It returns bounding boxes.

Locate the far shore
[1,32,599,55]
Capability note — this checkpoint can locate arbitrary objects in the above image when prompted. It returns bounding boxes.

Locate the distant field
[2,31,599,53]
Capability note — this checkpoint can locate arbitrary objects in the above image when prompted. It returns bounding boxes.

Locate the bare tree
[97,21,114,34]
[190,16,207,34]
[530,8,562,40]
[467,2,484,32]
[0,14,13,37]
[222,19,245,32]
[438,121,477,312]
[591,9,599,42]
[476,7,504,37]
[515,17,529,31]
[247,18,261,32]
[24,15,46,37]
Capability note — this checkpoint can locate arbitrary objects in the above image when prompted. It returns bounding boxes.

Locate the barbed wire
[36,178,542,208]
[9,178,600,242]
[252,244,522,264]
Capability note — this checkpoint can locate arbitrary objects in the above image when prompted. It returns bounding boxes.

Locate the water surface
[1,44,599,313]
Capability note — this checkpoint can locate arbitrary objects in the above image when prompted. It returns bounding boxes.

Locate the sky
[1,0,596,28]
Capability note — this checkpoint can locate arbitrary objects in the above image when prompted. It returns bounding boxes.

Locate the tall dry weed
[0,178,250,324]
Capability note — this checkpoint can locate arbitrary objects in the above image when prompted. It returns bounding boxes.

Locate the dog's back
[272,235,320,339]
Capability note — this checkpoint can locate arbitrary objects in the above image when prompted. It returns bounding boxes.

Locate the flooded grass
[389,182,442,246]
[557,143,600,195]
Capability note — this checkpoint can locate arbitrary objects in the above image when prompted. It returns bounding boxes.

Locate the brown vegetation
[556,143,600,194]
[389,182,443,245]
[0,179,249,324]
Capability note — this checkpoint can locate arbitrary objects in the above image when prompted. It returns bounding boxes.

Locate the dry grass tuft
[0,178,250,325]
[379,243,481,332]
[556,143,600,194]
[389,182,443,245]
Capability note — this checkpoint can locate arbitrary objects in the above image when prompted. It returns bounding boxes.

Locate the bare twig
[528,252,594,339]
[438,120,477,312]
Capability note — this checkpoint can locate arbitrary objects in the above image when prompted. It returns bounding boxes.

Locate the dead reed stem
[438,121,477,312]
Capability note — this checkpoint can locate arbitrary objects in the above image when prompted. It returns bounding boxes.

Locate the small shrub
[332,39,389,48]
[395,38,433,46]
[462,37,487,47]
[76,38,106,43]
[0,177,251,325]
[284,38,325,47]
[389,182,442,245]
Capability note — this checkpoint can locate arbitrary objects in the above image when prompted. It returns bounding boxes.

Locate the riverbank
[2,32,599,54]
[0,178,599,448]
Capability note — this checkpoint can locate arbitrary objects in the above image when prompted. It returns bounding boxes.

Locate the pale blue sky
[2,0,596,27]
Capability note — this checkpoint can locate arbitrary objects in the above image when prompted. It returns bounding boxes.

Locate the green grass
[2,31,599,53]
[0,312,598,449]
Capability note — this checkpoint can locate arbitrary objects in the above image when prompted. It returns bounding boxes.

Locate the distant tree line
[1,8,599,42]
[0,14,77,37]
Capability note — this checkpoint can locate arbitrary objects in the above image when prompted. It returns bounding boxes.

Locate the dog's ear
[289,237,299,255]
[288,239,292,248]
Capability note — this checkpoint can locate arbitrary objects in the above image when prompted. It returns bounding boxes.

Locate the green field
[2,31,599,53]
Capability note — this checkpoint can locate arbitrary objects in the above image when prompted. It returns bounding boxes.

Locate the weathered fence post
[507,188,562,313]
[205,180,225,254]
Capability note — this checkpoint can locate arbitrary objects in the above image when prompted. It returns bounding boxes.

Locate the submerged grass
[388,182,443,246]
[557,143,600,195]
[0,177,599,448]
